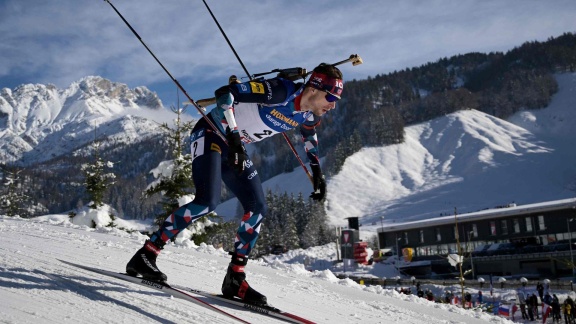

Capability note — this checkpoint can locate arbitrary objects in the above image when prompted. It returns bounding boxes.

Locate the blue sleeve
[215,77,297,105]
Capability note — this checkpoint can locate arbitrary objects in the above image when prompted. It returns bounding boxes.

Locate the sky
[1,0,576,110]
[0,213,530,323]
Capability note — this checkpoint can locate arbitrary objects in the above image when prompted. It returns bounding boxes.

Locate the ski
[57,259,316,324]
[57,259,249,323]
[169,283,316,324]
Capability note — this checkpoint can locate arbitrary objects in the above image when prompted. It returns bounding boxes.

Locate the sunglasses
[323,90,341,102]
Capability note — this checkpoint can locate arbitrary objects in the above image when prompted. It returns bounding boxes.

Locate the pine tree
[253,190,277,255]
[0,166,31,217]
[144,105,195,225]
[293,193,308,238]
[299,197,333,248]
[299,209,317,249]
[311,200,336,245]
[283,194,301,250]
[81,141,116,209]
[252,190,338,254]
[191,214,238,251]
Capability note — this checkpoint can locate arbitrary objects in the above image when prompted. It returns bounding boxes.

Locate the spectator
[527,295,535,321]
[417,289,424,298]
[444,291,451,304]
[564,299,573,324]
[531,293,540,320]
[518,290,528,320]
[551,294,561,323]
[567,296,575,322]
[398,287,412,295]
[477,290,483,306]
[464,292,472,308]
[544,280,550,296]
[545,293,553,305]
[426,289,435,302]
[537,282,544,301]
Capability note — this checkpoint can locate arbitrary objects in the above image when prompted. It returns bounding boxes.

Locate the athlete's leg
[149,149,222,243]
[220,155,268,304]
[221,158,267,257]
[151,126,224,243]
[126,126,224,281]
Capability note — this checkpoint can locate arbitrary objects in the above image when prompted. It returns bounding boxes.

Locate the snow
[0,214,520,323]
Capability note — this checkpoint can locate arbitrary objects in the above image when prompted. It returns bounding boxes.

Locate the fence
[334,274,575,291]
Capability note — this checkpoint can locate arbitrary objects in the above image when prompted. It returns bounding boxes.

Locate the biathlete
[126,63,344,305]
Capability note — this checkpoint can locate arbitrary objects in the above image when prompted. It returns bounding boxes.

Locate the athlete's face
[303,87,337,116]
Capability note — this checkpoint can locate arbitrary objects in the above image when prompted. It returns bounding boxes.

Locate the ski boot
[221,253,267,306]
[126,239,167,282]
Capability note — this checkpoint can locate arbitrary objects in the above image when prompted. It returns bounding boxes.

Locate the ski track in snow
[0,216,513,324]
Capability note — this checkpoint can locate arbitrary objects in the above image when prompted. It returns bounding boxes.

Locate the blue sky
[1,0,575,111]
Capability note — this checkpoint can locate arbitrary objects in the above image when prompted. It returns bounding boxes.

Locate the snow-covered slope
[327,108,557,224]
[0,215,512,323]
[216,73,576,229]
[331,73,576,226]
[0,77,167,165]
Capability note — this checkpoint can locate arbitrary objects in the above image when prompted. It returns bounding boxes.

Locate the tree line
[251,32,576,178]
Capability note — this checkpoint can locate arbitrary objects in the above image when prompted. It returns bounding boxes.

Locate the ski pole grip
[331,54,363,67]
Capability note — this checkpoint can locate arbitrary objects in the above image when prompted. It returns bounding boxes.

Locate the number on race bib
[253,130,273,140]
[190,131,206,162]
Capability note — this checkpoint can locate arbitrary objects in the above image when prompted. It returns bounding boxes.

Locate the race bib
[190,129,206,162]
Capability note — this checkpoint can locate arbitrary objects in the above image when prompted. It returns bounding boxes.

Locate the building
[378,198,576,279]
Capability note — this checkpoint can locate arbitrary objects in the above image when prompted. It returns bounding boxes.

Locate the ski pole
[102,0,227,144]
[201,0,315,184]
[201,0,251,79]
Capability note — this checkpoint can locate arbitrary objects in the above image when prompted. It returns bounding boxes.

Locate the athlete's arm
[215,78,297,105]
[301,115,326,200]
[300,114,321,166]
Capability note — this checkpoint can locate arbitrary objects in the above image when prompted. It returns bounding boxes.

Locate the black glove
[309,164,326,201]
[226,131,247,175]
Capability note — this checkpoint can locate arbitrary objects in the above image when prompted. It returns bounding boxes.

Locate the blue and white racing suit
[150,77,322,257]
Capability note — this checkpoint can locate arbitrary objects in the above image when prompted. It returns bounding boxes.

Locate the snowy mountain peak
[71,76,162,109]
[0,77,166,165]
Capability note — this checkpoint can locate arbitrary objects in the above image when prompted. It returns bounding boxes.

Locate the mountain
[215,73,576,231]
[0,77,195,218]
[0,76,165,165]
[335,72,576,228]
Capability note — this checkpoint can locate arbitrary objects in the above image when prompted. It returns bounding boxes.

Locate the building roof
[379,197,576,233]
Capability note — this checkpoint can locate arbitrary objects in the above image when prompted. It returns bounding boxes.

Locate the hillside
[216,73,576,231]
